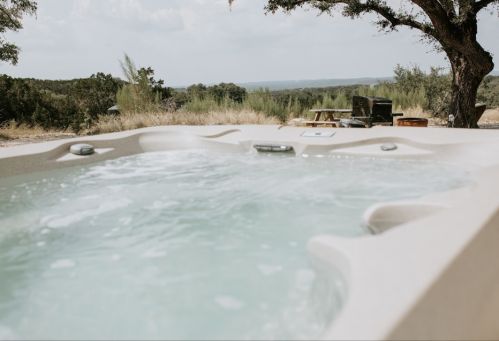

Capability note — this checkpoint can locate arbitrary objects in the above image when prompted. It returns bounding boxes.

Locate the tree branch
[473,0,499,12]
[330,0,439,38]
[437,0,457,19]
[0,5,22,30]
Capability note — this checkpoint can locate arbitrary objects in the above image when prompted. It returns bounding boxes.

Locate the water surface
[0,150,471,340]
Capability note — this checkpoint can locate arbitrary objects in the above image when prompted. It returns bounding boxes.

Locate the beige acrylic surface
[1,125,499,340]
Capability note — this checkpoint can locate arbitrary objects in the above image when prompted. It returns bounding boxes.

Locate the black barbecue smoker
[351,96,403,127]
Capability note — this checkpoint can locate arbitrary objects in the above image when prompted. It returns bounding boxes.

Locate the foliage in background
[0,74,45,123]
[69,73,120,129]
[179,87,354,121]
[478,75,499,108]
[22,77,125,96]
[2,62,498,135]
[270,85,360,113]
[116,54,163,113]
[353,65,452,116]
[179,88,286,121]
[177,65,478,120]
[392,64,452,115]
[0,75,76,130]
[186,82,247,103]
[83,111,280,136]
[0,73,118,132]
[358,85,428,110]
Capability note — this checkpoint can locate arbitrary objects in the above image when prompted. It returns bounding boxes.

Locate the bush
[208,83,247,103]
[70,73,119,120]
[117,54,163,113]
[478,75,499,108]
[186,84,207,99]
[358,84,428,110]
[178,88,290,122]
[0,73,119,132]
[391,64,451,116]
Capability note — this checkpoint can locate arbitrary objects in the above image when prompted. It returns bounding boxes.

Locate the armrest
[391,113,404,117]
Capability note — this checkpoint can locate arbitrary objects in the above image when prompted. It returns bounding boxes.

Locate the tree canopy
[0,0,37,65]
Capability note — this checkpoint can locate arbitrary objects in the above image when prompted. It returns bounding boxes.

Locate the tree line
[0,73,119,132]
[1,63,497,132]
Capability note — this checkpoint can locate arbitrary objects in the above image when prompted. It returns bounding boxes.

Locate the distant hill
[234,77,394,91]
[490,71,499,76]
[174,77,394,91]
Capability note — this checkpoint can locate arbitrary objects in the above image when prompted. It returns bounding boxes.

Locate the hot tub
[1,125,499,340]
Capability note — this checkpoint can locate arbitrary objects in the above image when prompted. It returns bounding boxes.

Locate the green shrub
[390,64,451,115]
[208,83,247,103]
[179,94,222,113]
[70,73,119,120]
[478,75,499,108]
[117,54,163,113]
[358,84,428,110]
[0,73,118,132]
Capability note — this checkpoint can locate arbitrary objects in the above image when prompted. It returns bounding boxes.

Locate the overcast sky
[1,0,498,86]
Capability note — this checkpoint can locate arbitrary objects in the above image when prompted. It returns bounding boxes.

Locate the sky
[1,0,498,87]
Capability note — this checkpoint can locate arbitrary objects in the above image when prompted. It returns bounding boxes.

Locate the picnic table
[303,109,353,127]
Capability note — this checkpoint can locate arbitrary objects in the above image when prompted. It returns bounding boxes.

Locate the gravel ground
[0,134,77,148]
[479,123,499,129]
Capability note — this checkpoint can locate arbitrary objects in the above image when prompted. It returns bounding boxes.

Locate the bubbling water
[0,150,471,340]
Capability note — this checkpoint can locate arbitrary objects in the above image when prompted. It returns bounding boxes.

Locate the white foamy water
[0,150,471,340]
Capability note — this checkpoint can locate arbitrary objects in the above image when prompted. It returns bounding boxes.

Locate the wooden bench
[310,109,353,121]
[303,120,341,128]
[306,109,352,128]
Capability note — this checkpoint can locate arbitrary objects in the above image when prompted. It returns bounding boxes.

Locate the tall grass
[358,84,428,109]
[178,88,361,122]
[313,92,350,110]
[243,88,286,121]
[305,92,352,119]
[180,88,289,122]
[0,120,72,140]
[83,110,280,135]
[117,54,162,113]
[176,86,433,122]
[116,58,433,125]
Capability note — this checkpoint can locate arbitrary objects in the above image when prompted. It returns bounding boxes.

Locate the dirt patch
[478,109,499,128]
[0,134,77,148]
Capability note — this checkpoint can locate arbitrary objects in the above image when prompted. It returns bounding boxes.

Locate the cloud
[71,0,184,31]
[1,0,498,85]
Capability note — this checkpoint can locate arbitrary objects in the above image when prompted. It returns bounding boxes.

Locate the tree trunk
[448,52,493,128]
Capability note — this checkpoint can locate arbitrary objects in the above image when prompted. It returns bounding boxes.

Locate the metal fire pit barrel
[397,118,429,127]
[352,96,394,127]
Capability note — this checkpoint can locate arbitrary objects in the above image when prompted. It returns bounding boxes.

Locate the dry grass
[2,107,499,147]
[82,110,281,135]
[0,110,279,146]
[0,122,73,141]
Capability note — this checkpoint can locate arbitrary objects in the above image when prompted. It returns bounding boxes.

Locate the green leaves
[0,73,119,132]
[0,0,37,65]
[69,73,120,122]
